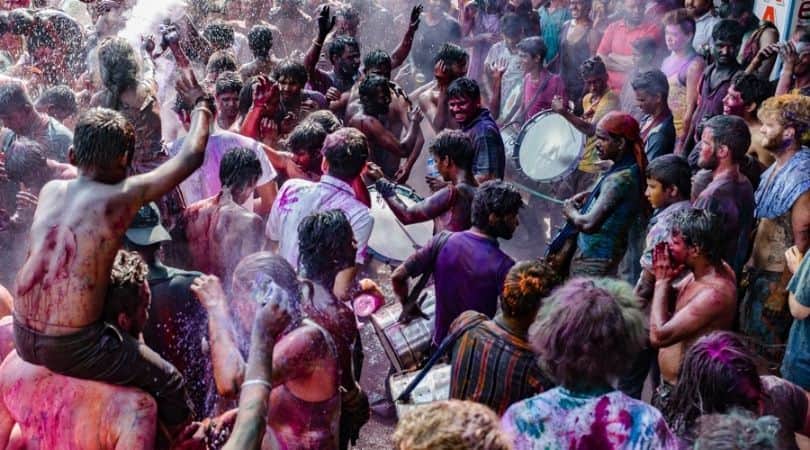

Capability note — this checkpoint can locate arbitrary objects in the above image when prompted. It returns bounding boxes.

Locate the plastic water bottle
[426,154,440,178]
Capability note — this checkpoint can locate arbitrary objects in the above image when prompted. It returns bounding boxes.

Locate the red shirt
[597,20,663,90]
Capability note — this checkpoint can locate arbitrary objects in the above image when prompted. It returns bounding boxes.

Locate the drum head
[514,111,585,183]
[367,185,435,264]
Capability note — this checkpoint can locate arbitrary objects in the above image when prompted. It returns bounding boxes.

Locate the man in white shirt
[266,127,373,299]
[687,0,720,56]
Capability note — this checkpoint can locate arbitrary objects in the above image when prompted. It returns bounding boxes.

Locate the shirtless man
[239,25,281,79]
[0,250,161,450]
[266,0,313,59]
[649,208,737,397]
[193,254,341,449]
[11,70,213,430]
[175,148,266,290]
[348,75,423,179]
[412,43,470,133]
[297,210,369,450]
[366,129,477,233]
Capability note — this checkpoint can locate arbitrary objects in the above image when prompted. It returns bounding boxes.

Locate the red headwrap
[597,111,651,216]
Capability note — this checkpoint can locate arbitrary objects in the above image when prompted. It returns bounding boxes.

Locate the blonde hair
[757,94,810,145]
[393,400,512,450]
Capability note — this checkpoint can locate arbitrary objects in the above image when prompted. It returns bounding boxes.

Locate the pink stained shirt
[597,20,663,91]
[523,72,568,121]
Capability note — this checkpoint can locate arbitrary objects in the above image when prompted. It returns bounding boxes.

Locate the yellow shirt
[578,90,621,173]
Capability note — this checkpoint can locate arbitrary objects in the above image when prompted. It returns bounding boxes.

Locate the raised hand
[489,57,508,80]
[175,69,209,110]
[251,76,279,110]
[409,4,423,28]
[140,34,156,57]
[253,284,293,340]
[190,274,227,309]
[652,242,684,282]
[317,5,336,40]
[785,245,805,274]
[779,41,799,70]
[408,105,424,124]
[325,87,341,102]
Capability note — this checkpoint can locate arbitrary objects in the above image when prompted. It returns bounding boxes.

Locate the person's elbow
[649,326,673,349]
[789,294,810,320]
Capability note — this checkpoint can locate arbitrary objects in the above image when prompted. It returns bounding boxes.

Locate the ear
[321,157,330,174]
[784,126,796,141]
[666,184,680,199]
[745,102,757,114]
[117,312,131,332]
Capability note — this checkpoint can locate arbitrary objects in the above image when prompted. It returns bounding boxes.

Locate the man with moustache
[555,111,649,277]
[739,94,810,372]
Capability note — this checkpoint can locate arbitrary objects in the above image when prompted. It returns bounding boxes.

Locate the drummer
[366,129,477,234]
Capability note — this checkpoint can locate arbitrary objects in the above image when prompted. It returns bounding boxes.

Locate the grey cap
[125,202,171,246]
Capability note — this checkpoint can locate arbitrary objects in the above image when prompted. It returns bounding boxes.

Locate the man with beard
[273,61,328,139]
[392,180,520,344]
[692,115,755,276]
[553,111,649,277]
[683,20,743,161]
[348,75,423,179]
[649,208,737,406]
[722,72,774,168]
[739,94,810,372]
[0,81,72,162]
[685,0,719,56]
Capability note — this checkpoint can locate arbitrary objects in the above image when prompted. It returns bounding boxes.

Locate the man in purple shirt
[392,181,521,344]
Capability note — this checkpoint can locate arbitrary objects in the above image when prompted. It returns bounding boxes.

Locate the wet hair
[631,36,659,59]
[631,70,669,99]
[0,80,33,114]
[363,49,392,73]
[247,24,273,58]
[231,252,303,312]
[335,4,360,24]
[711,19,744,45]
[669,208,724,264]
[297,210,355,277]
[704,115,751,163]
[72,108,135,170]
[321,127,368,180]
[730,72,773,108]
[471,180,523,231]
[694,410,781,450]
[666,331,763,435]
[273,61,308,86]
[500,260,560,318]
[97,37,140,107]
[285,121,327,154]
[359,75,390,110]
[447,77,480,101]
[219,147,262,191]
[305,110,342,133]
[500,13,524,39]
[35,85,77,118]
[579,55,608,79]
[203,22,235,50]
[646,154,692,199]
[4,137,47,184]
[393,400,511,450]
[215,71,243,96]
[663,8,696,35]
[530,277,646,389]
[206,51,238,76]
[327,35,360,61]
[757,94,810,145]
[174,92,217,116]
[434,43,469,66]
[516,36,547,60]
[103,250,148,324]
[428,129,474,171]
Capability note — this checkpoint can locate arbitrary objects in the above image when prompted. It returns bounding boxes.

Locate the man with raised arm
[11,70,213,430]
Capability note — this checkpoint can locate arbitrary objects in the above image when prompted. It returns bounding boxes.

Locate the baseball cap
[125,202,171,246]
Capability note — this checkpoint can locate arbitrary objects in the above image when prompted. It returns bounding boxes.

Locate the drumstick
[511,182,566,205]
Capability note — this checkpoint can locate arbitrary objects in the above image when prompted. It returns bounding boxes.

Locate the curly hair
[297,210,355,278]
[666,331,762,436]
[694,410,781,450]
[97,37,140,109]
[530,277,646,389]
[304,110,342,133]
[579,55,608,79]
[757,94,810,146]
[393,400,511,450]
[500,260,560,318]
[103,249,149,321]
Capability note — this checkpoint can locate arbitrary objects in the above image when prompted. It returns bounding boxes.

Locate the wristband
[241,379,273,391]
[375,179,397,198]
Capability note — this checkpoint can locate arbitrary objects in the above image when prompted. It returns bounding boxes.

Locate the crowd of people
[0,0,809,448]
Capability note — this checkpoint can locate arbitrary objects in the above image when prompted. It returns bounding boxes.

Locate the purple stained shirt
[502,387,679,450]
[403,231,514,344]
